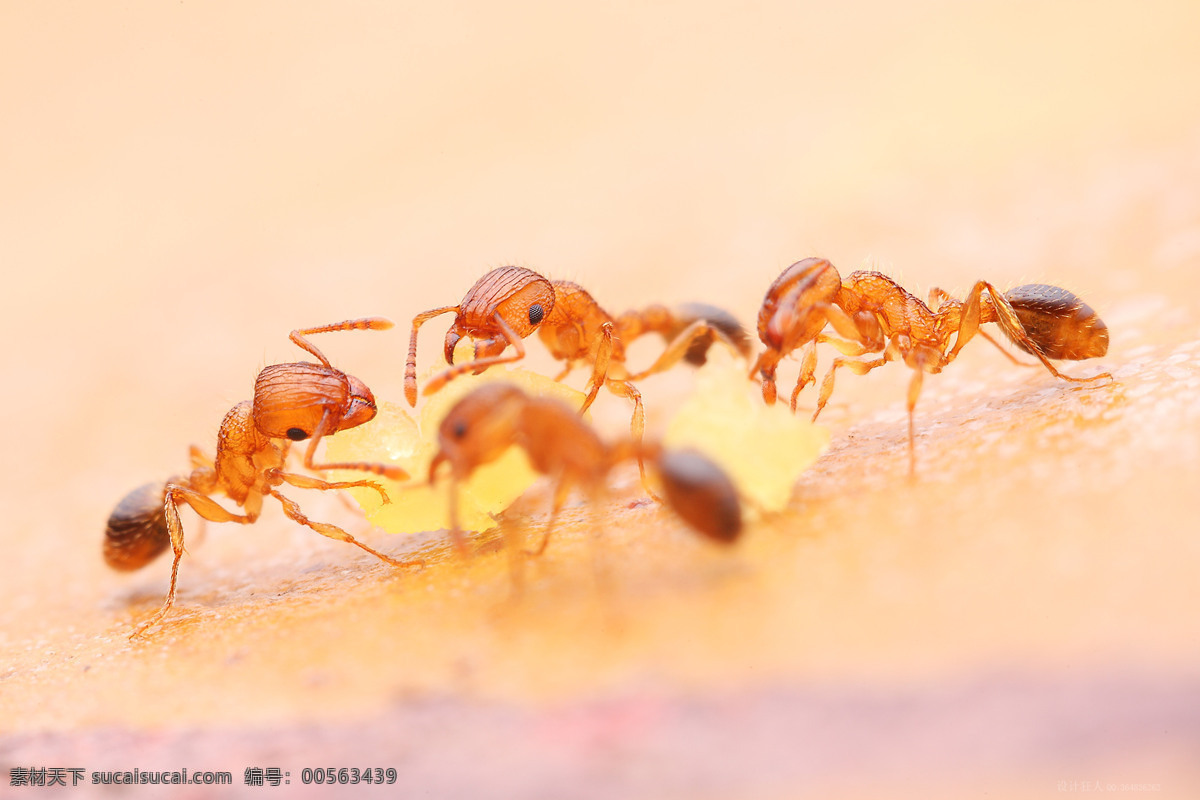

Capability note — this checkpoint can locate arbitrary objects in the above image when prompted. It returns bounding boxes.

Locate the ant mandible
[104,318,416,637]
[427,382,743,557]
[751,258,1112,474]
[403,265,750,483]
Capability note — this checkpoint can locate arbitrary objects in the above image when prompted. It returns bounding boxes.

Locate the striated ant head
[1004,284,1110,361]
[104,482,170,571]
[429,382,528,482]
[252,362,378,441]
[656,449,743,544]
[758,258,841,352]
[445,266,556,364]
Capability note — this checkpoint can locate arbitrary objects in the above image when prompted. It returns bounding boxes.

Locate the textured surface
[3,2,1200,798]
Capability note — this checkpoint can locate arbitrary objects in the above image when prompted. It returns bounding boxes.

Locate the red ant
[403,266,750,484]
[427,382,743,557]
[751,258,1112,473]
[104,318,416,637]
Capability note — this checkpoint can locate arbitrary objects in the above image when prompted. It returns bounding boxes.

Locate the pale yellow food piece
[664,350,829,512]
[326,367,585,534]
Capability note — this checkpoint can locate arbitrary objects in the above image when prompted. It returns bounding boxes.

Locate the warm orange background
[3,2,1199,797]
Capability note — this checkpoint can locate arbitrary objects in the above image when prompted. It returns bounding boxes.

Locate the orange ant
[403,267,750,483]
[751,257,1112,473]
[104,318,416,637]
[427,382,743,557]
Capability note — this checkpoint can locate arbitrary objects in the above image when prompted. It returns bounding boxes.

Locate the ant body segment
[427,382,743,557]
[104,318,416,637]
[752,258,1111,473]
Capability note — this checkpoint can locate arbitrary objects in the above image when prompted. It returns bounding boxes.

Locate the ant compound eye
[528,303,544,325]
[452,420,467,439]
[286,427,309,441]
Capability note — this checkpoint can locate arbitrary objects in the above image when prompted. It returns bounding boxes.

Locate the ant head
[758,258,840,352]
[457,266,556,339]
[429,383,528,481]
[104,482,170,571]
[252,362,373,441]
[340,373,380,430]
[656,449,742,544]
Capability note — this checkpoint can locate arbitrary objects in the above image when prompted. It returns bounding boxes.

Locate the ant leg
[271,470,392,504]
[290,317,394,370]
[625,319,745,382]
[405,306,460,405]
[904,367,925,478]
[188,446,214,470]
[268,489,422,570]
[812,356,889,421]
[524,477,572,557]
[554,361,576,382]
[131,485,256,638]
[788,341,819,412]
[979,329,1037,367]
[751,348,782,405]
[605,379,658,499]
[580,322,614,415]
[423,312,528,396]
[300,411,409,481]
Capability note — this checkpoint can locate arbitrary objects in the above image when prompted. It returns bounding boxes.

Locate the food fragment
[326,367,584,533]
[664,351,829,511]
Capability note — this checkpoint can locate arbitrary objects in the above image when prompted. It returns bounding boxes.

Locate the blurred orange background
[2,1,1199,797]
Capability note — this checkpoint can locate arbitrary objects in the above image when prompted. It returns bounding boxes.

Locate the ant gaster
[752,258,1111,473]
[403,266,751,483]
[427,382,743,556]
[104,318,415,637]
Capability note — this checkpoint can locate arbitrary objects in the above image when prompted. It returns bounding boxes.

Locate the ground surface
[2,2,1199,798]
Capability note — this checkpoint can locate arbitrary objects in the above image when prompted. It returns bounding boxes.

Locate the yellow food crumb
[326,367,584,534]
[664,350,829,511]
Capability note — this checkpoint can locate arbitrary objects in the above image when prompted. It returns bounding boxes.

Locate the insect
[751,257,1112,473]
[403,267,751,471]
[427,382,743,557]
[104,318,415,636]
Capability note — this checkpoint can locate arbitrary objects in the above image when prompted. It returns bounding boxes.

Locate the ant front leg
[788,341,819,412]
[405,306,460,406]
[267,489,422,570]
[290,317,395,369]
[300,410,409,481]
[423,313,528,396]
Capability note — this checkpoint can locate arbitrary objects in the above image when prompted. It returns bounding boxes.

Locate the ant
[751,257,1112,474]
[403,266,750,484]
[427,382,743,557]
[104,318,416,637]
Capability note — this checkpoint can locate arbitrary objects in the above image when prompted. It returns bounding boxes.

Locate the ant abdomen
[1004,284,1110,361]
[656,450,743,544]
[104,482,170,571]
[675,303,753,366]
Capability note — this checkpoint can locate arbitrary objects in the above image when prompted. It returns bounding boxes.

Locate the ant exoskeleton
[104,318,416,637]
[403,267,751,476]
[751,257,1112,473]
[427,382,743,557]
